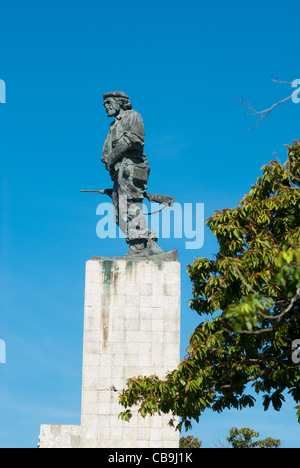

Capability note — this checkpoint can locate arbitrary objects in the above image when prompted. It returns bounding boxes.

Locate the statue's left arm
[106,111,145,169]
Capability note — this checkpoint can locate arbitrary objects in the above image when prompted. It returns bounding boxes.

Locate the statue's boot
[126,239,148,257]
[126,237,165,257]
[146,238,165,256]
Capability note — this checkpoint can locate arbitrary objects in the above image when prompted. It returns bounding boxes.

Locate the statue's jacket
[101,109,150,199]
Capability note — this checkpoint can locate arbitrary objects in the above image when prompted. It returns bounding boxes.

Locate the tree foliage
[119,141,300,430]
[226,427,281,448]
[179,435,202,448]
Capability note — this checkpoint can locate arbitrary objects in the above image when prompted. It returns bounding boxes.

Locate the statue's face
[103,97,120,117]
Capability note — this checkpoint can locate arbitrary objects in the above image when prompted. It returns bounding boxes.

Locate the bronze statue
[82,91,174,258]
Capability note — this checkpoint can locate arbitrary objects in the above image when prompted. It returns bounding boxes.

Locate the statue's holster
[116,158,150,188]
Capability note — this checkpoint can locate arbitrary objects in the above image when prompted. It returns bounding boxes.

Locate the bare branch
[239,76,300,129]
[256,288,300,321]
[224,326,274,335]
[271,75,293,85]
[272,151,282,165]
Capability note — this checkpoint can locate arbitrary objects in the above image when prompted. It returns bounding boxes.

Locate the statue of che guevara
[82,91,175,258]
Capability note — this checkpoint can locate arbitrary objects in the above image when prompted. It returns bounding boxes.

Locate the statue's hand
[105,154,114,171]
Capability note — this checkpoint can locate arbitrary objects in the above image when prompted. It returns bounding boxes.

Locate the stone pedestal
[39,253,180,448]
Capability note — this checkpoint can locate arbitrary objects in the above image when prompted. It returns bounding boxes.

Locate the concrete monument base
[39,253,180,448]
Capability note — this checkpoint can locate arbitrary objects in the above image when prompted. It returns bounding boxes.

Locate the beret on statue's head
[103,91,130,101]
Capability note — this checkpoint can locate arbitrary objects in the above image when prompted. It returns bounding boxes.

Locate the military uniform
[101,98,159,255]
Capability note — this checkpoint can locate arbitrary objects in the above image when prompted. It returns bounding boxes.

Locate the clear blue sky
[1,0,300,448]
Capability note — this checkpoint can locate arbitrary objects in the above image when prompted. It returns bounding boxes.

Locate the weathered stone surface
[39,256,180,448]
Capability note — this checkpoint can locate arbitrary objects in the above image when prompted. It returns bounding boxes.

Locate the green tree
[226,427,281,448]
[179,435,202,448]
[119,141,300,430]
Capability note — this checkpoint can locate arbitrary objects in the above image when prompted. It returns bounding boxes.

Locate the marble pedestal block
[39,253,180,448]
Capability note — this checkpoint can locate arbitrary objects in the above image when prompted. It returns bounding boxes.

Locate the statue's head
[103,91,132,117]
